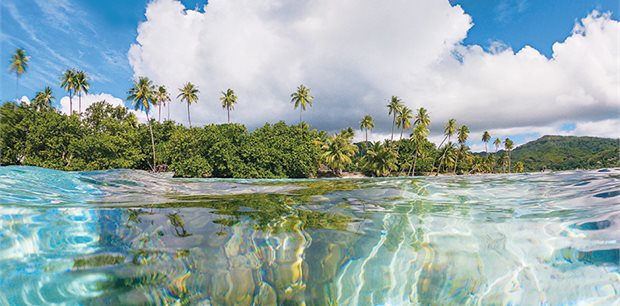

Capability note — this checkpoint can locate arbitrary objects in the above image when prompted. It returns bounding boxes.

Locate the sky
[1,0,619,151]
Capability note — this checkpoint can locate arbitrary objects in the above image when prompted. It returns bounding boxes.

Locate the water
[0,166,619,305]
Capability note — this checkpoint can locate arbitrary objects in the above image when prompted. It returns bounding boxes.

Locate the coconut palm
[454,125,470,173]
[290,84,313,123]
[128,77,157,170]
[9,48,29,99]
[74,70,90,114]
[414,107,430,128]
[407,123,429,176]
[482,131,491,154]
[220,88,238,123]
[177,82,199,127]
[504,138,514,173]
[32,86,55,111]
[359,115,374,144]
[514,161,524,173]
[320,134,358,176]
[396,106,413,140]
[60,69,76,114]
[493,138,501,152]
[386,96,403,141]
[155,85,171,122]
[362,141,399,177]
[433,118,457,175]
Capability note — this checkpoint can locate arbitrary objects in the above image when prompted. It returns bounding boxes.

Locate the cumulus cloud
[59,93,148,122]
[128,0,619,143]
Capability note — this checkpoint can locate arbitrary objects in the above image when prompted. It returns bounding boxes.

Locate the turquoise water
[0,166,619,305]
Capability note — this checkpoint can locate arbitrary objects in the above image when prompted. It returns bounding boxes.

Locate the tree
[155,85,171,122]
[74,70,90,114]
[220,88,238,123]
[396,106,413,140]
[362,141,398,177]
[454,125,470,173]
[177,82,199,128]
[434,118,457,175]
[514,161,524,173]
[386,96,403,141]
[407,123,430,176]
[60,69,76,114]
[9,48,30,99]
[32,87,55,111]
[320,133,358,176]
[482,131,491,154]
[504,138,514,173]
[290,84,313,123]
[128,77,157,170]
[493,138,501,152]
[414,107,430,127]
[359,115,374,144]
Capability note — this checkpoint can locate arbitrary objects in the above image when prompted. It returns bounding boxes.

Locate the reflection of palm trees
[168,212,192,237]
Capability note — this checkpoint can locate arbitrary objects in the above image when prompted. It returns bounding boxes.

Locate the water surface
[0,166,619,305]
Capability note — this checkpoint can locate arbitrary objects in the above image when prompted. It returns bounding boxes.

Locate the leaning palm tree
[74,70,90,114]
[454,125,470,173]
[220,88,238,123]
[433,118,457,175]
[386,96,403,141]
[177,82,199,127]
[396,106,413,140]
[155,85,171,122]
[9,48,30,99]
[60,69,76,114]
[504,138,514,173]
[493,137,502,152]
[482,131,491,154]
[290,84,313,123]
[407,123,429,176]
[128,77,157,170]
[32,86,55,111]
[359,115,374,144]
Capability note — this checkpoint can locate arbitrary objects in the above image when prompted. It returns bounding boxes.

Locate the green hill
[510,135,619,171]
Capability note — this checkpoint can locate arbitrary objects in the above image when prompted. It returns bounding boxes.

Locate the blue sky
[1,0,618,148]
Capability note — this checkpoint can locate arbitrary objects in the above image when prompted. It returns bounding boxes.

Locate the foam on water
[0,166,618,305]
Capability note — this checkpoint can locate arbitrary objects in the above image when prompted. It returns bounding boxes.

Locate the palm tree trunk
[365,129,368,144]
[300,108,303,124]
[391,114,396,141]
[158,104,162,123]
[228,107,231,123]
[484,143,488,155]
[78,92,82,114]
[15,73,18,100]
[187,103,192,128]
[399,129,403,141]
[168,103,170,121]
[453,153,459,174]
[146,113,156,171]
[69,91,73,114]
[508,151,511,173]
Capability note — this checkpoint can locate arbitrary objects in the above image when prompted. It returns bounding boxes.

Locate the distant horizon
[1,0,619,151]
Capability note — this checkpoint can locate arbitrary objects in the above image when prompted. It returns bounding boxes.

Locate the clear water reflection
[0,166,619,305]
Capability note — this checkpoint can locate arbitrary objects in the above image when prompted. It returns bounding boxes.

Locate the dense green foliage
[510,135,620,171]
[0,101,321,178]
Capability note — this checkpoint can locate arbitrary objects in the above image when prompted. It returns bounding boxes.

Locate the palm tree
[177,82,199,127]
[74,70,90,114]
[155,85,171,122]
[60,69,76,114]
[414,107,430,127]
[386,96,403,141]
[514,161,524,173]
[454,125,470,173]
[407,123,429,176]
[504,138,514,173]
[362,141,399,177]
[290,84,313,123]
[220,88,238,123]
[493,138,501,153]
[9,48,30,99]
[359,115,374,144]
[320,134,358,176]
[482,131,491,154]
[32,86,55,111]
[396,106,413,140]
[433,118,457,175]
[128,77,157,170]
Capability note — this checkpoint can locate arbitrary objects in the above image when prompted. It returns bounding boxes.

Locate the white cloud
[58,93,148,122]
[128,0,620,141]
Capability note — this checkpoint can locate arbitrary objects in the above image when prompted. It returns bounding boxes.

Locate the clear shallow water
[0,166,619,305]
